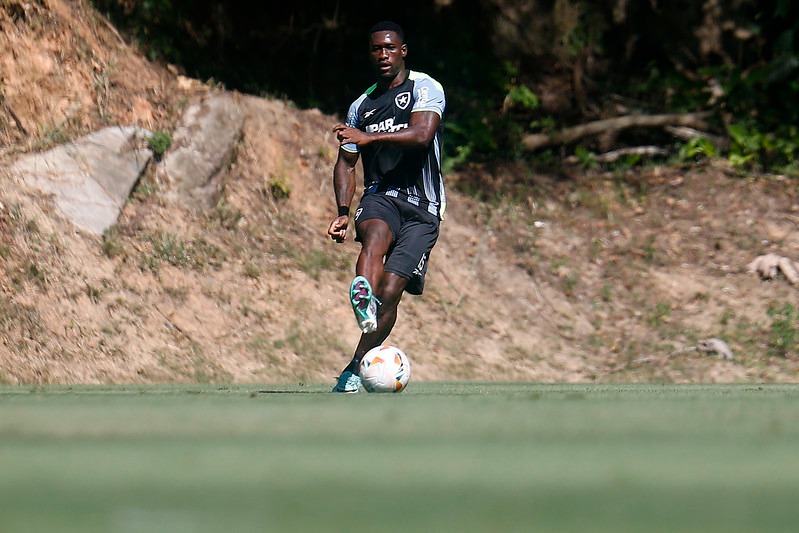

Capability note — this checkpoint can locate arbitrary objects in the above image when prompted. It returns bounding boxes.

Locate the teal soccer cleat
[350,276,379,333]
[331,370,361,393]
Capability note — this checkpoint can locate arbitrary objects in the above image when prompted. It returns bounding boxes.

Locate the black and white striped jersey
[342,70,447,219]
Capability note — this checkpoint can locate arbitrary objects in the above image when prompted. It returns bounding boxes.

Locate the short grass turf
[1,383,798,532]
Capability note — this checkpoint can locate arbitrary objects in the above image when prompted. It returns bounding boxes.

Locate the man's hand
[333,123,371,147]
[327,215,349,243]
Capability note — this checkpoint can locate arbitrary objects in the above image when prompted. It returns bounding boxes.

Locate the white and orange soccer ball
[358,345,411,393]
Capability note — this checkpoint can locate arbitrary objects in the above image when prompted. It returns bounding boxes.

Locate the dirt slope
[1,0,797,385]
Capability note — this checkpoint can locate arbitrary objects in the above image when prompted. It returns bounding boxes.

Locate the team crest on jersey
[395,91,411,110]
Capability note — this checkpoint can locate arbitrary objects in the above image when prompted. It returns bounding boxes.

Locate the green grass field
[1,383,798,532]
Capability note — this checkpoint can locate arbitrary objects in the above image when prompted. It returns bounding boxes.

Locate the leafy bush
[147,130,172,160]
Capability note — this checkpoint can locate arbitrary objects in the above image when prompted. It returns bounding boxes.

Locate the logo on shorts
[395,92,411,110]
[413,253,427,276]
[354,207,363,221]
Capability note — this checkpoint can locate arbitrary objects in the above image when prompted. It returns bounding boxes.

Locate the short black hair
[368,21,405,43]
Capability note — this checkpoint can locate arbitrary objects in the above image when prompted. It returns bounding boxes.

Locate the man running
[327,20,446,393]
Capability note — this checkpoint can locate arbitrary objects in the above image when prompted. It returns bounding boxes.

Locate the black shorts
[354,194,440,295]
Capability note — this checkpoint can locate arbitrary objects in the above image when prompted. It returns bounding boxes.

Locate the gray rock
[158,93,244,210]
[9,126,152,235]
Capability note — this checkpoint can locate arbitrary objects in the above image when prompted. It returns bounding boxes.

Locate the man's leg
[340,218,407,375]
[348,217,392,333]
[355,218,393,286]
[341,271,408,375]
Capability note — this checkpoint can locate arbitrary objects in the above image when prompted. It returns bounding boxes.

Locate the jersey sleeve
[410,73,446,118]
[341,97,363,153]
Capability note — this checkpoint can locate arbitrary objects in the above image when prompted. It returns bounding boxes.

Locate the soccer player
[327,21,446,392]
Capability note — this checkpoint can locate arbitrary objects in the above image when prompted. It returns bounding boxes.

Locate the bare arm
[332,111,440,149]
[327,148,360,243]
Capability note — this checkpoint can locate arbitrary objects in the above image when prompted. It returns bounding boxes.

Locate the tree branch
[522,112,713,151]
[593,146,669,163]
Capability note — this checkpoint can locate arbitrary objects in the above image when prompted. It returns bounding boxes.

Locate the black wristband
[338,206,350,217]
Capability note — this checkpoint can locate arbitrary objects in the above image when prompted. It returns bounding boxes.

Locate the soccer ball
[358,345,411,393]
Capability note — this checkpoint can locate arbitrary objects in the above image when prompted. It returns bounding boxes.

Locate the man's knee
[376,272,407,308]
[357,219,393,247]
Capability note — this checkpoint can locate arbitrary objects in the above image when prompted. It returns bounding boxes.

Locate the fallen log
[522,112,713,151]
[664,125,728,150]
[697,338,735,361]
[563,145,669,165]
[631,337,734,365]
[593,146,668,163]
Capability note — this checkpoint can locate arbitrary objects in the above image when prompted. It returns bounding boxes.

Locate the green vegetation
[101,226,125,258]
[141,231,226,271]
[767,302,799,357]
[147,129,172,160]
[1,384,798,532]
[212,197,244,229]
[91,1,798,182]
[266,173,291,200]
